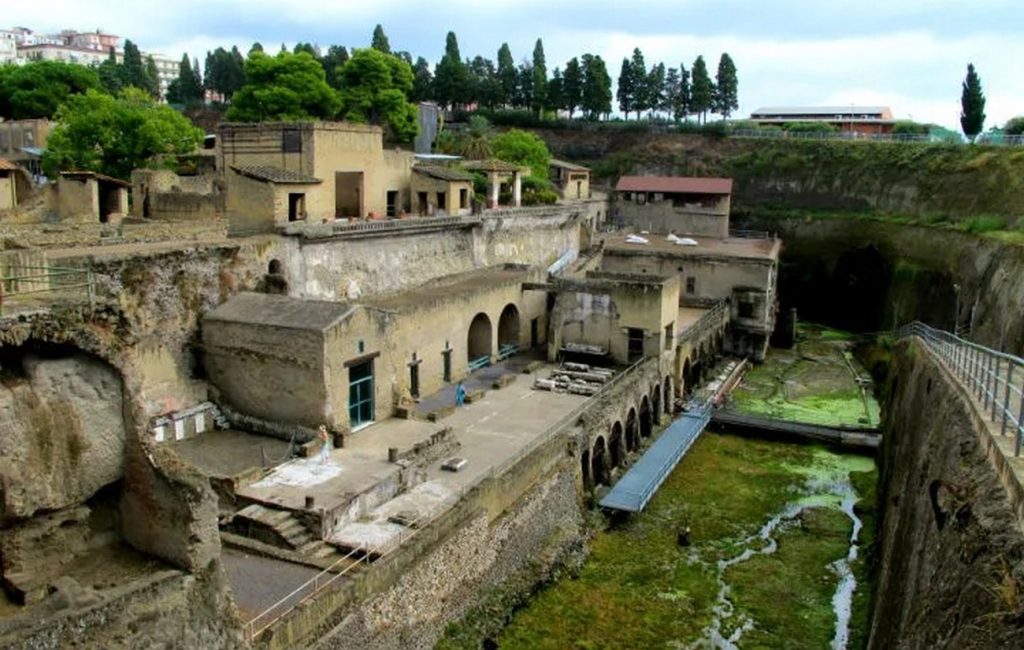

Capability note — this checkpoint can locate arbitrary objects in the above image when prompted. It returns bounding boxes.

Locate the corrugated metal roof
[615,176,733,195]
[549,158,590,172]
[413,165,474,182]
[204,292,355,332]
[751,106,892,117]
[230,165,322,184]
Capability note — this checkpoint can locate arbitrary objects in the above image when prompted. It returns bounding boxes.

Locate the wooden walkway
[710,410,881,451]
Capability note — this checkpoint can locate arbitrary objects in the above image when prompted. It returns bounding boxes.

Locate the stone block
[465,389,487,404]
[492,374,517,390]
[427,405,456,422]
[522,360,545,374]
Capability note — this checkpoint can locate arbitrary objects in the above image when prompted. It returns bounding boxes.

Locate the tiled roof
[230,165,322,184]
[414,165,475,182]
[462,159,523,173]
[0,158,16,171]
[549,158,590,172]
[59,170,130,187]
[615,176,733,195]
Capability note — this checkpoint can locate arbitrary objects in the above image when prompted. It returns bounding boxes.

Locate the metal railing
[0,265,94,316]
[898,321,1024,456]
[678,300,730,347]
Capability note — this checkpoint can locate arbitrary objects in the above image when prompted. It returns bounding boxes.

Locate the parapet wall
[870,339,1024,650]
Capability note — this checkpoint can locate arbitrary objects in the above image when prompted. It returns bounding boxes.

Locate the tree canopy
[531,39,547,116]
[0,60,103,119]
[715,53,738,118]
[689,55,715,124]
[491,128,550,177]
[1004,116,1024,136]
[960,63,986,141]
[371,25,391,54]
[226,50,342,121]
[166,54,203,105]
[337,48,418,142]
[42,87,203,179]
[434,31,470,108]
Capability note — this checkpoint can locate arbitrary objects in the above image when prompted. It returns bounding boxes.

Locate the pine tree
[960,63,986,142]
[690,55,714,124]
[663,67,680,119]
[581,54,612,120]
[546,67,565,112]
[371,25,391,54]
[410,56,434,102]
[97,47,123,94]
[497,43,517,108]
[321,45,349,90]
[715,53,738,118]
[629,48,647,120]
[531,39,547,116]
[144,56,161,99]
[563,57,583,118]
[675,63,690,122]
[647,62,666,119]
[617,57,634,118]
[434,32,469,109]
[122,40,147,90]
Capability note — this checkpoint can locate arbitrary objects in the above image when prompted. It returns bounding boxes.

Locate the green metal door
[348,361,374,428]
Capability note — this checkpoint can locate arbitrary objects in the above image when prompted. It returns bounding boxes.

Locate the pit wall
[870,339,1024,649]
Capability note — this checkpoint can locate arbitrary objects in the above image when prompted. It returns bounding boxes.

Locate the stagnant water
[698,453,872,649]
[489,436,877,650]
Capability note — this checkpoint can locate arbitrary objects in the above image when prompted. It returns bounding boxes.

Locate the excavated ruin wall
[870,339,1024,649]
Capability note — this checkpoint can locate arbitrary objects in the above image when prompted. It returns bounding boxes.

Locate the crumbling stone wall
[870,339,1024,649]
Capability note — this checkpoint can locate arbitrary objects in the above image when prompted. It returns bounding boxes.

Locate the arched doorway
[682,359,691,396]
[664,377,673,412]
[497,303,520,354]
[592,437,609,485]
[640,396,652,438]
[625,408,638,452]
[468,313,493,368]
[652,384,662,425]
[581,447,591,488]
[609,422,624,469]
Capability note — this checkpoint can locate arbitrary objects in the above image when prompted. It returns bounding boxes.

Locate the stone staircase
[229,503,336,559]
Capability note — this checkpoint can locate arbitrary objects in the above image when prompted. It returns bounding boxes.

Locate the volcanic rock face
[0,352,126,521]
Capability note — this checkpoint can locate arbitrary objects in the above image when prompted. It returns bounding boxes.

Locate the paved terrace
[602,232,782,261]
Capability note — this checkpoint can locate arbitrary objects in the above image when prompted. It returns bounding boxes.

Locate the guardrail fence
[898,321,1024,456]
[0,265,94,316]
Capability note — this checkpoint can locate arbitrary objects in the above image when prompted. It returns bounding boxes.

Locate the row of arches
[582,376,674,488]
[467,304,521,362]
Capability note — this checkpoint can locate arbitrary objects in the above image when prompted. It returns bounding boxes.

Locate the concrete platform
[169,429,293,479]
[235,358,588,542]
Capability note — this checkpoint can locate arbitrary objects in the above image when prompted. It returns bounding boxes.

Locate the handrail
[897,321,1024,456]
[0,265,94,316]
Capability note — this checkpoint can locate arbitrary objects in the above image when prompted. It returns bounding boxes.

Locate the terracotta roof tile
[615,176,732,195]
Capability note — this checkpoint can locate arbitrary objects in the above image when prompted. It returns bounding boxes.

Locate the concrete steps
[230,503,335,559]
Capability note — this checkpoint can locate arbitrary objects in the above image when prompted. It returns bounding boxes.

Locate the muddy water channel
[491,330,879,650]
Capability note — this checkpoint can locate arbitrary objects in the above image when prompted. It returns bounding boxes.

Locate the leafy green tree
[1004,116,1024,136]
[461,115,493,159]
[97,47,123,95]
[663,67,679,118]
[715,53,738,118]
[410,56,434,102]
[960,63,986,142]
[531,38,547,116]
[690,55,715,124]
[121,40,148,91]
[321,45,349,89]
[434,32,469,108]
[581,54,611,120]
[497,43,517,107]
[469,56,502,109]
[617,57,635,118]
[562,57,583,118]
[491,128,550,176]
[249,42,264,56]
[337,48,418,142]
[227,50,342,121]
[293,42,320,60]
[0,60,103,119]
[516,63,534,110]
[144,56,161,98]
[371,25,391,54]
[42,87,202,179]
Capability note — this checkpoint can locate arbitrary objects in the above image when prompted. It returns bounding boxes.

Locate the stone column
[488,172,500,208]
[512,171,522,208]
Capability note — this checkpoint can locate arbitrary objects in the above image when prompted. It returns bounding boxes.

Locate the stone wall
[870,339,1024,649]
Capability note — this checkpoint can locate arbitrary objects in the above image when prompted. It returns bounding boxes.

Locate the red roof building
[613,175,734,238]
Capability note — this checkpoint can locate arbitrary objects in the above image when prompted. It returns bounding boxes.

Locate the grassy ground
[729,326,880,426]
[489,434,877,649]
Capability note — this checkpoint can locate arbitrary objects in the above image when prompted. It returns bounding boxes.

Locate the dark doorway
[609,422,624,468]
[409,357,420,398]
[459,188,468,211]
[626,408,638,451]
[288,193,305,222]
[498,304,520,350]
[348,360,374,428]
[530,318,539,349]
[335,171,363,217]
[386,190,399,218]
[592,437,608,486]
[581,448,591,488]
[437,191,446,212]
[640,397,652,438]
[442,348,452,383]
[98,183,121,223]
[468,313,493,370]
[418,191,429,215]
[627,328,644,363]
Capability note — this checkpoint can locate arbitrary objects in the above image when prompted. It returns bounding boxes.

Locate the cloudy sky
[10,0,1023,128]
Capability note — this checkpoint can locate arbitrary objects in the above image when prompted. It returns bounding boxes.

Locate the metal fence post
[1016,376,1024,456]
[1003,361,1014,436]
[982,354,992,409]
[991,356,1001,421]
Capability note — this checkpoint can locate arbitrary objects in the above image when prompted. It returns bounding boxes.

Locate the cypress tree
[563,57,582,118]
[617,57,634,118]
[690,55,714,124]
[629,48,647,120]
[960,63,986,142]
[715,53,738,118]
[497,43,517,108]
[371,24,391,54]
[531,38,547,116]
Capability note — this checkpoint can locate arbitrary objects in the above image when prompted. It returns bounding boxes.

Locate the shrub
[959,215,1007,234]
[784,121,839,133]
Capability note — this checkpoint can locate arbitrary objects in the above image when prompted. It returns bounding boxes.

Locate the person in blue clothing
[455,381,467,407]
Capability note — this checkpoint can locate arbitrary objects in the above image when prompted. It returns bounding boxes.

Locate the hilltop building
[749,105,895,135]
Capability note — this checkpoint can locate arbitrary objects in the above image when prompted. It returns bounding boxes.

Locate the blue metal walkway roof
[599,404,711,513]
